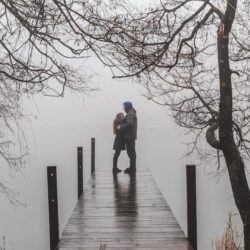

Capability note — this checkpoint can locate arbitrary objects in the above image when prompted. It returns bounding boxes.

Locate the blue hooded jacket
[121,102,137,140]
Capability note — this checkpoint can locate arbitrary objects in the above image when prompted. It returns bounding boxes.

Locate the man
[120,101,137,173]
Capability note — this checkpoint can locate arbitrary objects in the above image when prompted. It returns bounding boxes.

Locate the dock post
[47,166,59,250]
[91,138,95,175]
[77,147,83,199]
[186,164,197,250]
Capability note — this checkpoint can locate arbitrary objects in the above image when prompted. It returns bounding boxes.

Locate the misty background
[0,56,242,250]
[0,0,246,249]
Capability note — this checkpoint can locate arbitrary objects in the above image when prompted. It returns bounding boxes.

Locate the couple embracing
[113,102,137,174]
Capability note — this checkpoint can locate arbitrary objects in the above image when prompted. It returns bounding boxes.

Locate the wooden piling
[77,147,83,199]
[186,164,197,250]
[47,166,59,250]
[91,138,95,175]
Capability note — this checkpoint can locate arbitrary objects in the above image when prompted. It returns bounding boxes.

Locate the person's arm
[126,112,134,129]
[120,113,134,131]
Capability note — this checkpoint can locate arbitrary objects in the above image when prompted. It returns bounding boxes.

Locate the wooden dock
[56,168,193,250]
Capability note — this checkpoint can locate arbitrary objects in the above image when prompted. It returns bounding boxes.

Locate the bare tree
[82,0,250,248]
[0,0,114,204]
[2,2,250,248]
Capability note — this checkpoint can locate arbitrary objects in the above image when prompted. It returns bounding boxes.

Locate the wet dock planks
[56,168,193,250]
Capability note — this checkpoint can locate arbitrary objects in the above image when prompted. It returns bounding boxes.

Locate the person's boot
[124,167,136,174]
[112,166,122,173]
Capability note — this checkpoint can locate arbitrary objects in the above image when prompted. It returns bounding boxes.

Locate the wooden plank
[57,168,193,250]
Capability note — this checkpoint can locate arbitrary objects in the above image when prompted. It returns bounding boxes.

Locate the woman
[113,112,125,173]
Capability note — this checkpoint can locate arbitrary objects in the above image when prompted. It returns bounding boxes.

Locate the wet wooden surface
[56,168,193,250]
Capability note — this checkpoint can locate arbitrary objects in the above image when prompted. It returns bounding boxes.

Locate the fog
[0,56,244,250]
[0,0,247,249]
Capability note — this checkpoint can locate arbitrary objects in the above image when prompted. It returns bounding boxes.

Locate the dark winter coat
[113,128,126,151]
[120,108,137,140]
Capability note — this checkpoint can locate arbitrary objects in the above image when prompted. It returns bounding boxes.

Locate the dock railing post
[186,164,197,250]
[91,138,95,175]
[77,147,83,199]
[47,166,59,250]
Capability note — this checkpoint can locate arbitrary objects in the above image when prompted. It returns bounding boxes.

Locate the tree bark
[217,1,250,247]
[245,222,250,249]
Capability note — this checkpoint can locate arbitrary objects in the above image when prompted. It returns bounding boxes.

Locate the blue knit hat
[123,101,133,112]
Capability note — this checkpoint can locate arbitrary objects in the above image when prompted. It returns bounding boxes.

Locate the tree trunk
[245,223,250,249]
[217,14,250,249]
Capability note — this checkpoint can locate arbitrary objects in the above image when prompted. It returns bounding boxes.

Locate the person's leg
[113,149,122,171]
[126,140,136,170]
[126,141,132,159]
[125,140,131,168]
[129,140,136,169]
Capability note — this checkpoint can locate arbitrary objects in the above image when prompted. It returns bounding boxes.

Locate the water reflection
[112,172,138,239]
